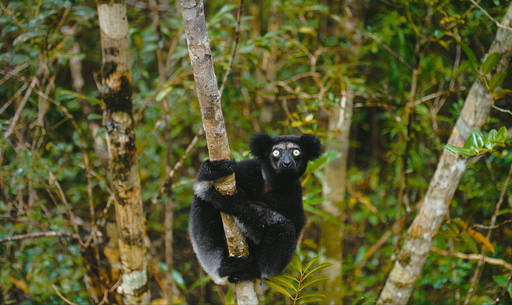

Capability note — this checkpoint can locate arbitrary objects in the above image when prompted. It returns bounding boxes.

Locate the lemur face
[270,142,303,173]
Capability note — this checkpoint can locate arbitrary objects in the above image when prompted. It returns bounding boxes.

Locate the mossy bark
[96,1,150,304]
[180,0,258,303]
[377,5,512,305]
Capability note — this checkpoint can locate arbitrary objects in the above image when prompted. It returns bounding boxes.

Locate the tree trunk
[377,5,512,305]
[96,1,150,304]
[320,91,353,303]
[180,0,258,304]
[320,1,365,303]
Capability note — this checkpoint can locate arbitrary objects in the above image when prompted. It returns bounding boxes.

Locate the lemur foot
[197,159,235,181]
[218,256,260,283]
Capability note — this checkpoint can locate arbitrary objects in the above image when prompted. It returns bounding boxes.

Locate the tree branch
[0,231,79,244]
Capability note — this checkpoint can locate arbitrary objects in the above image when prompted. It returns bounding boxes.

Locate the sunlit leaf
[488,71,507,92]
[481,52,500,74]
[265,279,293,298]
[496,126,507,143]
[444,144,475,157]
[467,227,494,253]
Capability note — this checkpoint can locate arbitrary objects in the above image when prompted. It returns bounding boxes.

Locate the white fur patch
[189,223,228,285]
[193,181,213,200]
[268,210,286,224]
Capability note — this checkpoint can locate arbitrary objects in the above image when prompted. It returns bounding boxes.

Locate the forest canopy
[1,0,511,304]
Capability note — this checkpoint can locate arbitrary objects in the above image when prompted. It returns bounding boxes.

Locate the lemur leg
[256,221,297,278]
[189,197,229,285]
[217,204,297,281]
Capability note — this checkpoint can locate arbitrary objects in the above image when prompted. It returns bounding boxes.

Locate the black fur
[189,133,322,283]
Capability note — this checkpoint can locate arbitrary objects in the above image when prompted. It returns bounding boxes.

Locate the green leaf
[481,52,500,74]
[493,275,509,287]
[265,279,293,298]
[87,113,102,120]
[268,275,297,291]
[460,42,477,68]
[461,231,479,253]
[303,205,340,224]
[488,71,507,92]
[469,129,484,149]
[156,86,172,102]
[300,276,330,290]
[444,144,475,157]
[304,257,319,272]
[485,129,498,149]
[306,150,339,173]
[189,275,211,291]
[302,263,332,281]
[496,126,507,143]
[297,292,326,300]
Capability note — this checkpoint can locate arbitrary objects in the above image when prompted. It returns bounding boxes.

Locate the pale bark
[96,1,150,304]
[320,91,353,303]
[377,5,512,305]
[320,1,365,303]
[180,0,258,303]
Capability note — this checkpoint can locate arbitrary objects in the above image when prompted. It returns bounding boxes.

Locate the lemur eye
[292,149,301,157]
[272,150,280,157]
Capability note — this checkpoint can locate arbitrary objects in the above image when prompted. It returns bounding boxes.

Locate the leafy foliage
[445,127,508,158]
[1,0,511,304]
[265,255,330,305]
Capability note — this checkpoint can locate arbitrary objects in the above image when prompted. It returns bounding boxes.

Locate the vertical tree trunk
[96,1,150,304]
[320,1,365,303]
[320,91,353,303]
[377,5,512,305]
[69,41,122,304]
[180,0,258,304]
[148,0,176,303]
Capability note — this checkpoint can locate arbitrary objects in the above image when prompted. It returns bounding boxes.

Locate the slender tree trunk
[96,1,150,304]
[320,91,352,303]
[320,1,365,303]
[69,41,121,304]
[377,5,512,305]
[148,0,176,303]
[180,0,258,303]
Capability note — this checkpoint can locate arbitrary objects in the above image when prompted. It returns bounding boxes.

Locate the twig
[219,0,244,96]
[356,231,392,268]
[0,62,29,86]
[363,29,413,71]
[469,0,512,31]
[463,163,512,305]
[431,247,512,271]
[158,134,200,197]
[0,231,79,244]
[449,238,461,305]
[98,278,122,305]
[0,82,28,115]
[3,77,37,139]
[493,272,512,305]
[492,104,512,116]
[52,284,78,305]
[410,89,463,107]
[36,89,95,248]
[472,219,512,230]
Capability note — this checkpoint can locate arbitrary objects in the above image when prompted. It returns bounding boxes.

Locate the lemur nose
[282,160,292,167]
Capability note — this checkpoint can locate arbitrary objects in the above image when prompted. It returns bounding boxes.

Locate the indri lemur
[189,133,321,283]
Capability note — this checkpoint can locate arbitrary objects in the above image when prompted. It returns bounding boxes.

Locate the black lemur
[189,133,322,283]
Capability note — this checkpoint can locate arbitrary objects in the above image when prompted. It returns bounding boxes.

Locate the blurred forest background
[1,0,512,304]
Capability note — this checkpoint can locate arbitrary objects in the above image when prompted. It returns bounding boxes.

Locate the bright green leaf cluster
[444,127,508,158]
[265,256,331,305]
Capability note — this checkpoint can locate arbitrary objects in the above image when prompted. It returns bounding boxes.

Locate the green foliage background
[1,0,511,304]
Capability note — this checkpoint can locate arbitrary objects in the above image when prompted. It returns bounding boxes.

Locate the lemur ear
[300,134,322,161]
[250,133,273,159]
